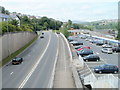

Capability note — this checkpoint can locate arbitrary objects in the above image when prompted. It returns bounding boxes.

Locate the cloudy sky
[1,0,119,22]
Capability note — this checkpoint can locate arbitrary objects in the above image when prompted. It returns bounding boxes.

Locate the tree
[1,6,5,14]
[5,10,10,15]
[10,19,19,27]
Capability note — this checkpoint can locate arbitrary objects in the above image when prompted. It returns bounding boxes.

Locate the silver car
[101,48,113,54]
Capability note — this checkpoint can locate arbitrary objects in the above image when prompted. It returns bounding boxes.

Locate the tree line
[1,15,63,34]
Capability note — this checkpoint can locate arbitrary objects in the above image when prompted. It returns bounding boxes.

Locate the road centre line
[18,33,51,88]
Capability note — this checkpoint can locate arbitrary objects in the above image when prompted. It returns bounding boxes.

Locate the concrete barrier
[1,32,36,61]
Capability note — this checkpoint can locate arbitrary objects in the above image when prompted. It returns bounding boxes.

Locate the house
[0,13,20,22]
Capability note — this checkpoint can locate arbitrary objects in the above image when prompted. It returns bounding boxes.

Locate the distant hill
[72,20,89,24]
[72,19,117,30]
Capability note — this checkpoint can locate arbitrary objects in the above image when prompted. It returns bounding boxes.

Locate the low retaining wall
[0,32,37,61]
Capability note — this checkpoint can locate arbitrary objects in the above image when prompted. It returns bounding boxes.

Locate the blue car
[94,64,119,74]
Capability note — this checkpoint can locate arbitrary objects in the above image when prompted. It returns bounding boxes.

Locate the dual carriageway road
[2,32,75,88]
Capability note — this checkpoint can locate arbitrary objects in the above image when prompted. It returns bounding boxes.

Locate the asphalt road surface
[2,32,58,88]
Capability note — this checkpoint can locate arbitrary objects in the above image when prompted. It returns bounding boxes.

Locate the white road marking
[10,72,13,75]
[18,33,51,88]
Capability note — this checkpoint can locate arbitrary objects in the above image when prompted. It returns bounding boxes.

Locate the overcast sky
[1,0,119,22]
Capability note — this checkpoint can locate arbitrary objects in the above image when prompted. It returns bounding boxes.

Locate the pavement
[2,32,58,88]
[53,34,75,88]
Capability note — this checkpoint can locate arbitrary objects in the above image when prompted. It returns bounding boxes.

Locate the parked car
[112,47,120,52]
[102,44,112,48]
[12,57,23,65]
[101,48,113,54]
[83,54,100,62]
[94,64,119,74]
[77,46,90,51]
[77,49,93,57]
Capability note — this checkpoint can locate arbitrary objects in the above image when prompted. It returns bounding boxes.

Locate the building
[0,13,20,25]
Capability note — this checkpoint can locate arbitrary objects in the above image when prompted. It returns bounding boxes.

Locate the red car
[77,46,90,51]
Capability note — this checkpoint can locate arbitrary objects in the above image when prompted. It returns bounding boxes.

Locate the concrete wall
[0,32,36,61]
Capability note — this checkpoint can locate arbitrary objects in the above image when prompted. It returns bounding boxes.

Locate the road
[2,32,58,88]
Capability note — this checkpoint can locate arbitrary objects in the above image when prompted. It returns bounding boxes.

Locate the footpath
[53,35,76,88]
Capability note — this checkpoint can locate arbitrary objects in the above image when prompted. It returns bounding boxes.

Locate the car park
[112,47,120,52]
[94,64,119,74]
[83,54,100,62]
[101,48,113,54]
[12,57,23,65]
[77,49,93,57]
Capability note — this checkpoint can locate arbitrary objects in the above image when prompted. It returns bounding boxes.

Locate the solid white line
[47,33,59,88]
[18,33,51,88]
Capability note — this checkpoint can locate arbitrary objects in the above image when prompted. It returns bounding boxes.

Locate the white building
[0,13,20,23]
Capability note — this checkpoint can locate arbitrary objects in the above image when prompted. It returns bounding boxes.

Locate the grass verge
[0,35,38,67]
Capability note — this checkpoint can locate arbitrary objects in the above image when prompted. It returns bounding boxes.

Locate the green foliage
[1,6,63,33]
[116,22,120,40]
[1,6,10,15]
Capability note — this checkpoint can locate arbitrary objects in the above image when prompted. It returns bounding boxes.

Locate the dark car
[12,57,23,65]
[112,47,120,52]
[83,54,100,62]
[77,49,93,57]
[94,64,119,74]
[40,36,44,38]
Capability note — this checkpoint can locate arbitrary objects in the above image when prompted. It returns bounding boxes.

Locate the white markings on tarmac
[18,33,51,88]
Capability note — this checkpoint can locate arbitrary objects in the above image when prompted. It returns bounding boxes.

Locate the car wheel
[114,71,117,74]
[99,71,102,74]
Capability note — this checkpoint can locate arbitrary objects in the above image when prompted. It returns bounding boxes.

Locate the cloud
[1,0,118,21]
